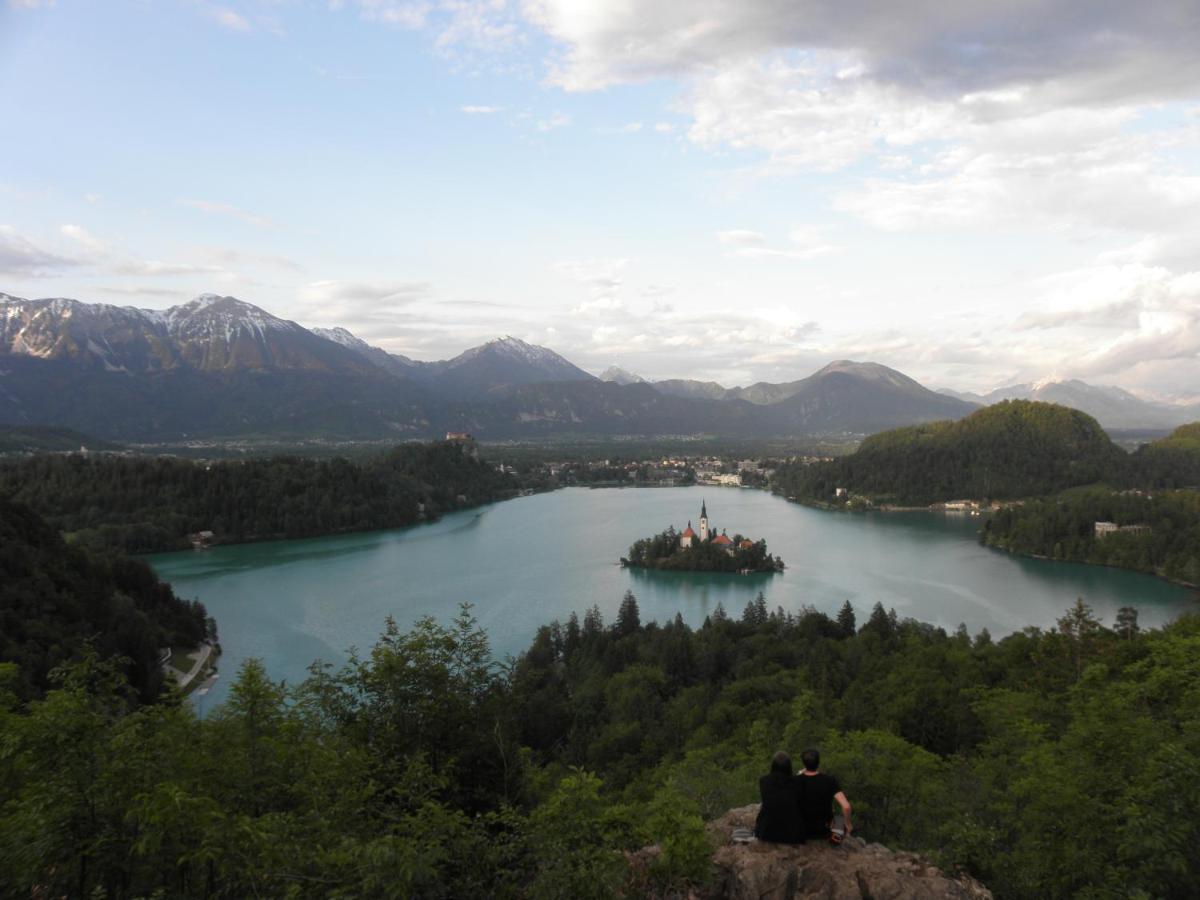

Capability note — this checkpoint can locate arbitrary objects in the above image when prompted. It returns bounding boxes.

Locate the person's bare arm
[835,791,852,833]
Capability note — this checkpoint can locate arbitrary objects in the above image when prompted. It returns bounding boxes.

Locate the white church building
[679,500,742,553]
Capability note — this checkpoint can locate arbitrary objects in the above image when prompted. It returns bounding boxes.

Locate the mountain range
[0,291,1187,442]
[609,363,1199,431]
[934,380,1199,430]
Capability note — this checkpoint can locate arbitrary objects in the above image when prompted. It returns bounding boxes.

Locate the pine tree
[1115,606,1140,641]
[615,590,640,637]
[741,592,768,626]
[1057,597,1103,678]
[564,611,581,654]
[582,604,604,638]
[836,601,857,637]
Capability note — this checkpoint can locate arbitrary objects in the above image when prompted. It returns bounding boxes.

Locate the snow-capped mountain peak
[166,294,295,331]
[488,335,561,362]
[312,326,363,349]
[600,365,646,385]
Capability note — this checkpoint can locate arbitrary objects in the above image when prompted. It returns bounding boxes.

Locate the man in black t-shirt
[797,748,853,840]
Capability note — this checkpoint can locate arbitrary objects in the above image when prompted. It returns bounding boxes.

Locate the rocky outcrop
[701,806,991,900]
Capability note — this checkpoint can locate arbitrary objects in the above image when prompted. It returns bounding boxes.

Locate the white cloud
[554,258,630,313]
[201,247,305,272]
[60,224,107,256]
[340,0,525,57]
[91,285,188,299]
[179,198,274,228]
[435,0,522,53]
[299,280,433,329]
[110,259,222,277]
[1015,298,1142,332]
[520,1,1200,261]
[0,226,81,276]
[206,7,251,32]
[2,224,228,281]
[716,230,766,247]
[1100,233,1200,269]
[536,112,570,131]
[302,279,432,306]
[833,114,1200,234]
[461,104,504,113]
[686,54,961,171]
[717,226,837,260]
[344,1,431,29]
[525,1,1200,102]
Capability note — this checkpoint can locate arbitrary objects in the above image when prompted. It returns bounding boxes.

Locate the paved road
[174,643,213,690]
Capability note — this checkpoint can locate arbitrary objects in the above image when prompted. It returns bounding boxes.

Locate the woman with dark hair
[753,750,805,843]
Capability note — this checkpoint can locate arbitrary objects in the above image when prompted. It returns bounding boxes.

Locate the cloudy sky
[2,1,1199,399]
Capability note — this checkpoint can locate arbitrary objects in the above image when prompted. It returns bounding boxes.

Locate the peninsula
[621,500,784,573]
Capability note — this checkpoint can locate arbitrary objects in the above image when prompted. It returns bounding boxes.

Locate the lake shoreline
[980,541,1200,594]
[775,490,1200,590]
[151,485,1195,711]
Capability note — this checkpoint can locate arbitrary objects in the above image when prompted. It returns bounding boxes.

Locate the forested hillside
[3,591,1197,898]
[0,440,519,552]
[769,409,1200,583]
[1128,422,1200,488]
[771,401,1126,505]
[0,498,209,703]
[982,488,1200,585]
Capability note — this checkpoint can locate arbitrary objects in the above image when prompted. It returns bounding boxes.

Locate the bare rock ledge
[697,805,992,900]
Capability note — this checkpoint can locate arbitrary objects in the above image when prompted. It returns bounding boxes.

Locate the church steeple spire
[698,499,709,541]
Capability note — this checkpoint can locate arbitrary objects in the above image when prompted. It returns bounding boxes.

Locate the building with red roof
[680,521,697,548]
[677,501,752,556]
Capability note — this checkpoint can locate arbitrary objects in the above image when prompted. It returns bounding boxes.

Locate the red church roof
[739,539,754,549]
[682,525,696,538]
[712,533,733,546]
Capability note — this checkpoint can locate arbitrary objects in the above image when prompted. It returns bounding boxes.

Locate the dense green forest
[982,488,1200,585]
[1129,423,1200,489]
[3,569,1198,897]
[771,401,1129,506]
[625,528,783,572]
[0,440,519,553]
[773,407,1200,508]
[0,498,209,703]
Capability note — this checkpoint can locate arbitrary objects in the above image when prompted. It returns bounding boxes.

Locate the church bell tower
[699,499,709,541]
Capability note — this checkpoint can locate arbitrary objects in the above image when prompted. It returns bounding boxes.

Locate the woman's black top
[754,771,805,844]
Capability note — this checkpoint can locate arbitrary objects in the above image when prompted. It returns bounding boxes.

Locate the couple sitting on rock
[755,749,852,845]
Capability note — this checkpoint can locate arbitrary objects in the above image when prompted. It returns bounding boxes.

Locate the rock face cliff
[700,806,991,900]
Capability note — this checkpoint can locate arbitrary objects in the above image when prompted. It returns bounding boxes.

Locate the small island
[621,500,785,573]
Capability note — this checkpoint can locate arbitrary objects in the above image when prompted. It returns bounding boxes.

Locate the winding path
[172,643,213,690]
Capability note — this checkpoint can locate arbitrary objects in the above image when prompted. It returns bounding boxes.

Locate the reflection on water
[151,486,1196,711]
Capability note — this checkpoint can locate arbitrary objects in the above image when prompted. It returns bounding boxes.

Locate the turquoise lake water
[148,486,1197,711]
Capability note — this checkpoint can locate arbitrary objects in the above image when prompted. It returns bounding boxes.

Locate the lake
[149,486,1197,711]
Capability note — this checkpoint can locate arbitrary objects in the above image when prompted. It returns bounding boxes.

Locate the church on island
[679,500,756,555]
[621,499,783,572]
